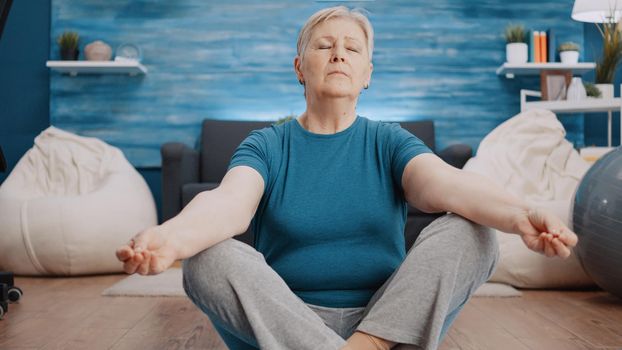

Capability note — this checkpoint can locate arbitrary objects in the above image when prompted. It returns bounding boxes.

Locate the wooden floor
[1,274,621,350]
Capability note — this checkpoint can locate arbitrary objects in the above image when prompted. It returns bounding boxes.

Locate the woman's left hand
[515,207,579,258]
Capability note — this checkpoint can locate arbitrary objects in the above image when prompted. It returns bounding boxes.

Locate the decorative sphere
[84,40,112,61]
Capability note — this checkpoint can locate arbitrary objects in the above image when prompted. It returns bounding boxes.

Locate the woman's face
[295,18,373,100]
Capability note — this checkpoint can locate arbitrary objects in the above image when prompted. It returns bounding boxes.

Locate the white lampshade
[572,0,622,23]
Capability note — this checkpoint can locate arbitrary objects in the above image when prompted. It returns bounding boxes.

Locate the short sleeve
[386,123,434,191]
[227,130,270,190]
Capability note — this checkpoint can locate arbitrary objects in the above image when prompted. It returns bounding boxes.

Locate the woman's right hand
[115,226,179,275]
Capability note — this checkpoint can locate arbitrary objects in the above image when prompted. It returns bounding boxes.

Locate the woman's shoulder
[244,120,289,146]
[361,116,404,135]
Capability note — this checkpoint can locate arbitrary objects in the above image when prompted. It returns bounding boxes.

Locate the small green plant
[57,31,79,50]
[504,24,526,43]
[584,82,602,98]
[558,41,580,52]
[274,114,295,126]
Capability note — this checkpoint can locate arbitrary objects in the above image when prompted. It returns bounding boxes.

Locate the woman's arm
[117,165,265,275]
[161,165,265,260]
[402,153,577,258]
[402,153,529,234]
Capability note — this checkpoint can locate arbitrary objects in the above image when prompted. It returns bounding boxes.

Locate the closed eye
[347,47,359,53]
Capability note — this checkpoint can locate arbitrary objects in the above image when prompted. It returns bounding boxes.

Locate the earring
[364,84,369,89]
[299,79,304,85]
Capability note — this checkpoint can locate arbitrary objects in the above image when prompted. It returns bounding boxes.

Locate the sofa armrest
[438,144,472,169]
[161,142,200,222]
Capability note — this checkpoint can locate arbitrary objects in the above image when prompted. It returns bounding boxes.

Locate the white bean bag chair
[0,126,157,276]
[463,109,595,289]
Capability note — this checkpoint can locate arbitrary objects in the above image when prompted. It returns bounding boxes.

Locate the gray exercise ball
[572,146,622,298]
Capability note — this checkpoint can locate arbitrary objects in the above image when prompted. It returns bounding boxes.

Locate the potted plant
[594,18,622,99]
[558,42,580,64]
[504,24,527,64]
[584,82,602,98]
[57,31,79,60]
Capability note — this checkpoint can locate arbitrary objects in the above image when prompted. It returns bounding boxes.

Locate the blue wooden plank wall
[50,0,583,167]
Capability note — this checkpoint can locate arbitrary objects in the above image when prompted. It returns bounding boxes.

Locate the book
[534,31,541,63]
[540,31,547,62]
[529,30,535,62]
[547,28,556,62]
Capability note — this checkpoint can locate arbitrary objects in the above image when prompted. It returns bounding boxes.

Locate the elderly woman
[116,6,577,350]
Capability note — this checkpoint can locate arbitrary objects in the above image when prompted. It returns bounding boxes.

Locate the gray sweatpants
[182,213,499,350]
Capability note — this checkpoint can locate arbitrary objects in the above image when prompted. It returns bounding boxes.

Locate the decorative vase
[560,50,579,64]
[566,77,587,101]
[506,43,528,64]
[84,40,112,61]
[60,47,79,60]
[595,83,614,99]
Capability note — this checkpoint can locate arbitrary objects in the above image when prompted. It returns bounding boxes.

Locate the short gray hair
[296,6,374,62]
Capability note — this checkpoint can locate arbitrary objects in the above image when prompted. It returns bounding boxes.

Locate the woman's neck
[299,97,357,134]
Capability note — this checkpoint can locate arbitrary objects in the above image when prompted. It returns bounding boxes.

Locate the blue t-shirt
[227,115,433,308]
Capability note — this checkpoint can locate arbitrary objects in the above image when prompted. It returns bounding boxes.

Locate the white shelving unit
[496,62,618,147]
[496,62,596,78]
[46,60,148,76]
[521,89,622,147]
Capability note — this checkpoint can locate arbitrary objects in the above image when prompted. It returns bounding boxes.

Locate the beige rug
[101,268,522,298]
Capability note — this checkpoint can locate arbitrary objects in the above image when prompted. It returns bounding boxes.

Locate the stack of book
[528,29,556,63]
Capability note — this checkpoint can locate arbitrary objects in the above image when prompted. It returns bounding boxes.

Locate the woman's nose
[330,46,346,63]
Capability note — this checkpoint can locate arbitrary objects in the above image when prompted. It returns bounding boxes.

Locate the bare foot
[342,331,396,350]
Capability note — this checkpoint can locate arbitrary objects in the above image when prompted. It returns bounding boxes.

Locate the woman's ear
[367,62,374,85]
[294,56,303,82]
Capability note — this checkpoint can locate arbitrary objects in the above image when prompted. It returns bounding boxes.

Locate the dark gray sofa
[161,119,472,250]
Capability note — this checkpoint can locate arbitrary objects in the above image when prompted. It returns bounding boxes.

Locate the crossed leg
[182,213,499,350]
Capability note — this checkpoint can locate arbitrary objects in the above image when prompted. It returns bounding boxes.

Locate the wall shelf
[521,97,621,113]
[520,88,622,147]
[496,62,596,78]
[46,60,148,76]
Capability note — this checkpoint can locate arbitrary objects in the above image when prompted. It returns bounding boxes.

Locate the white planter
[560,50,579,64]
[595,83,614,99]
[506,43,528,64]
